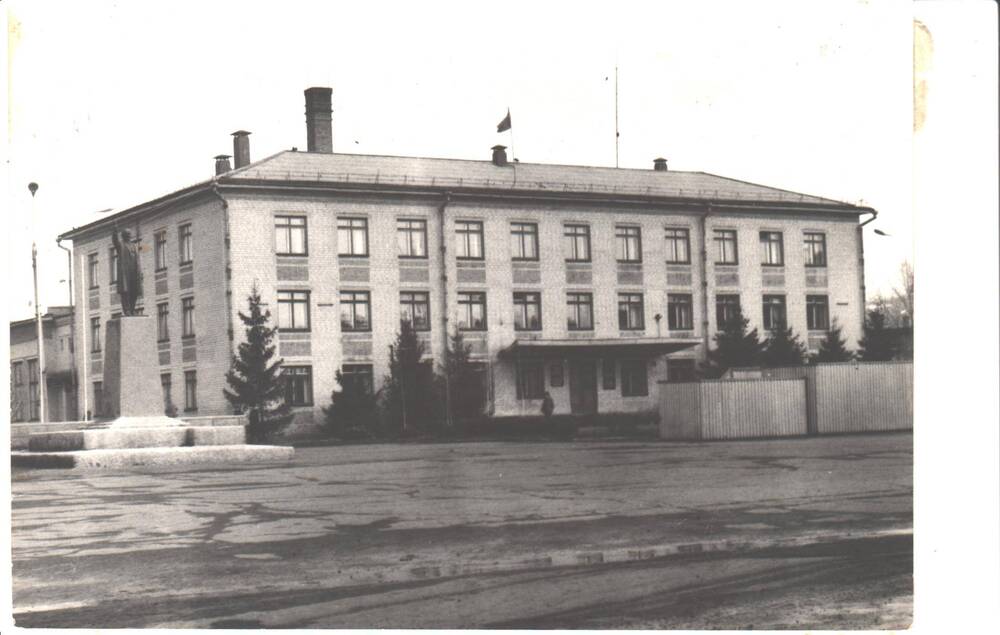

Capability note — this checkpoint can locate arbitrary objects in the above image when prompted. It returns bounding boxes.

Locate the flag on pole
[497,109,512,133]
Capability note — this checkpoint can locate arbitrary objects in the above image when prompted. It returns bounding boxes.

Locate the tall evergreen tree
[703,309,766,377]
[440,330,486,425]
[857,308,896,361]
[323,369,378,438]
[381,320,441,435]
[223,284,291,442]
[761,325,808,367]
[813,320,854,363]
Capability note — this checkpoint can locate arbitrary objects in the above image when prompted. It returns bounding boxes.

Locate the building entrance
[568,359,598,415]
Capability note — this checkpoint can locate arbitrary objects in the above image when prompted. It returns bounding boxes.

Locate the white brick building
[58,87,874,425]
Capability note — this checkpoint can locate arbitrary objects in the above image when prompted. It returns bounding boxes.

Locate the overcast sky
[7,0,915,322]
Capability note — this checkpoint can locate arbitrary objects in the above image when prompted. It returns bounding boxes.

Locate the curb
[161,525,912,629]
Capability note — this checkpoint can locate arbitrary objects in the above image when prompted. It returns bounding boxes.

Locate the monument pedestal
[101,316,181,426]
[14,316,294,468]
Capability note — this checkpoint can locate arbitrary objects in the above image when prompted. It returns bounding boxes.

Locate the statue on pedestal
[111,227,141,316]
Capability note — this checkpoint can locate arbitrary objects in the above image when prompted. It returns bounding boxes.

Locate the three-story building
[58,87,874,425]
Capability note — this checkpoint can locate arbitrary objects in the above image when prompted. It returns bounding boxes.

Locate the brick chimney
[304,87,333,153]
[653,157,668,172]
[232,131,251,169]
[491,145,508,167]
[214,154,232,175]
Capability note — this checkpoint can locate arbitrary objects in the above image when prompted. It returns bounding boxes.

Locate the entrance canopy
[498,337,700,359]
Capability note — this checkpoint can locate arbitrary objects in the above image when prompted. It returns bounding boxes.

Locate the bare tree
[892,260,914,327]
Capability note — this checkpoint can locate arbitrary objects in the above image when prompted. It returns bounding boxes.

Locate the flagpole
[615,65,620,168]
[507,107,516,186]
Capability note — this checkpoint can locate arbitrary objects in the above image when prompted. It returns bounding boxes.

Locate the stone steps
[27,426,246,452]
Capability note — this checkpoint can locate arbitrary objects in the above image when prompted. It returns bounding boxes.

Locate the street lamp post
[29,182,47,423]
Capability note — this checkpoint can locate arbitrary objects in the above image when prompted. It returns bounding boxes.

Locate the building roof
[9,306,74,330]
[60,149,872,241]
[227,150,856,207]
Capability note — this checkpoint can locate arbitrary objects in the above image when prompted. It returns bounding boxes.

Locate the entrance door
[569,359,598,415]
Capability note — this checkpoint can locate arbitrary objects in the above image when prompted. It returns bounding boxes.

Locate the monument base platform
[12,445,294,469]
[28,425,246,452]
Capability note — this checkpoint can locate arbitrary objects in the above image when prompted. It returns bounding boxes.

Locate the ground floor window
[549,361,565,387]
[515,359,545,400]
[601,359,616,390]
[667,358,697,383]
[161,373,172,413]
[184,371,197,411]
[93,381,104,418]
[341,364,374,395]
[620,360,648,397]
[283,366,314,406]
[716,294,742,330]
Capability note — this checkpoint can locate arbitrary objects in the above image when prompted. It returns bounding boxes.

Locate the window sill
[459,328,488,332]
[279,328,311,334]
[398,255,429,261]
[341,329,372,334]
[338,254,370,260]
[666,260,692,266]
[714,262,739,267]
[179,261,193,266]
[565,259,592,264]
[276,252,309,258]
[761,264,785,268]
[182,335,196,342]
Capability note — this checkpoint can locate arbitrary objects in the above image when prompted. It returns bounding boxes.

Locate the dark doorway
[568,359,598,415]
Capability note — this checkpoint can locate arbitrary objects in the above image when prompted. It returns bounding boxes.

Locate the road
[11,433,912,628]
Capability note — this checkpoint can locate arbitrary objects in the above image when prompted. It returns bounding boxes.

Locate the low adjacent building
[57,87,874,427]
[9,307,77,422]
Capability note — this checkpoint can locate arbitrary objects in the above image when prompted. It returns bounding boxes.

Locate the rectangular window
[340,291,371,331]
[154,230,167,271]
[762,295,787,331]
[513,292,542,331]
[277,290,311,331]
[397,219,428,258]
[93,381,104,418]
[515,359,545,400]
[341,364,374,395]
[616,225,642,262]
[714,229,738,264]
[27,359,40,421]
[550,361,565,388]
[455,220,484,260]
[510,222,539,261]
[157,302,169,341]
[667,294,694,330]
[563,224,591,262]
[457,291,487,330]
[283,366,314,407]
[667,358,697,383]
[665,228,691,264]
[806,295,830,331]
[601,359,616,390]
[275,216,308,255]
[804,232,827,267]
[181,297,195,338]
[715,294,742,330]
[620,360,649,397]
[160,373,172,412]
[184,371,197,411]
[567,292,594,331]
[88,253,100,288]
[337,217,369,257]
[90,317,101,352]
[109,247,119,285]
[618,293,645,330]
[400,291,431,331]
[179,223,193,264]
[12,361,23,386]
[760,231,785,266]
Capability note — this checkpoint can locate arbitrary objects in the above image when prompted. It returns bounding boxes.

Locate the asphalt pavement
[10,433,912,628]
